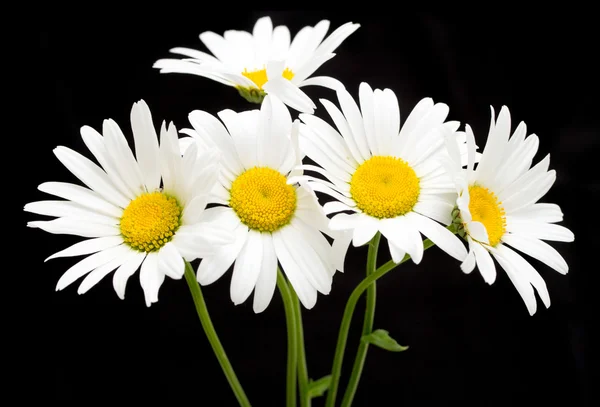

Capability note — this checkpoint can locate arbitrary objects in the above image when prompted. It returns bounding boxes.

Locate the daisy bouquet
[28,16,574,406]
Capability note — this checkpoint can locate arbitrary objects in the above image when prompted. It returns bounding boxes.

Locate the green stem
[324,239,435,407]
[341,233,381,406]
[277,269,298,407]
[183,262,251,407]
[292,288,310,407]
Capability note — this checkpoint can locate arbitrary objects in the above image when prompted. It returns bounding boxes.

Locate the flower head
[180,95,337,312]
[25,100,232,306]
[445,106,574,315]
[154,16,360,113]
[296,83,468,269]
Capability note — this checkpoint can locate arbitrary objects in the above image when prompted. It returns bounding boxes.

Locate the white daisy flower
[180,94,336,313]
[153,16,360,114]
[25,100,232,306]
[295,82,469,269]
[445,106,575,315]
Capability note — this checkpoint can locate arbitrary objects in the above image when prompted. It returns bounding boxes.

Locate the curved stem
[324,239,434,407]
[292,289,310,407]
[341,233,380,406]
[277,269,298,407]
[183,262,251,407]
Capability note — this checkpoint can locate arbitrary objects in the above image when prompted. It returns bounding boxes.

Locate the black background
[28,10,594,405]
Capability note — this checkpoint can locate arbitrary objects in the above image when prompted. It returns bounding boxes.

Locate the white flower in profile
[445,106,575,315]
[179,95,337,313]
[295,82,468,269]
[25,100,232,306]
[153,16,360,113]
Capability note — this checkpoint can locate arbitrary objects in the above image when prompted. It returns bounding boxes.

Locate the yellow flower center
[467,185,506,247]
[229,167,297,232]
[350,156,420,219]
[241,67,295,89]
[120,191,182,252]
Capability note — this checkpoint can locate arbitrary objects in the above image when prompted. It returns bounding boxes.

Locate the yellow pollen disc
[120,192,182,252]
[241,67,295,89]
[229,167,297,232]
[350,156,420,219]
[468,185,506,247]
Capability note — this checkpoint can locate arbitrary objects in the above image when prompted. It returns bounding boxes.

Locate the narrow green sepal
[237,86,266,104]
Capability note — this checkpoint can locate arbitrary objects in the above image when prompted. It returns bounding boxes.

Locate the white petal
[252,16,273,63]
[77,245,132,294]
[323,201,357,215]
[113,251,146,300]
[497,154,550,202]
[271,25,291,58]
[257,94,293,170]
[509,203,563,224]
[393,98,434,156]
[168,47,222,64]
[387,241,406,264]
[80,125,136,200]
[505,221,574,242]
[37,182,122,218]
[292,53,335,84]
[359,82,378,155]
[139,252,165,307]
[502,234,569,275]
[272,229,318,309]
[299,76,344,90]
[230,230,263,305]
[471,239,497,284]
[182,195,209,225]
[56,244,127,291]
[331,230,352,272]
[460,244,476,274]
[314,21,360,56]
[253,234,278,313]
[199,31,236,65]
[45,236,123,262]
[298,126,356,181]
[197,223,248,285]
[320,98,366,163]
[102,119,145,196]
[53,147,129,208]
[379,216,423,264]
[495,244,551,309]
[467,221,490,245]
[280,225,331,294]
[413,198,454,225]
[337,87,370,160]
[308,182,355,207]
[352,214,380,247]
[130,101,161,191]
[24,200,119,225]
[406,212,467,261]
[188,109,243,175]
[502,171,556,214]
[475,106,511,188]
[28,217,119,238]
[299,114,358,168]
[218,109,259,170]
[154,59,236,86]
[490,245,537,315]
[157,242,185,280]
[329,212,362,231]
[159,121,184,200]
[263,77,316,114]
[377,88,401,154]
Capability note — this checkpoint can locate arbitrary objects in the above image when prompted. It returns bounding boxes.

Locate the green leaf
[307,375,331,398]
[361,329,409,352]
